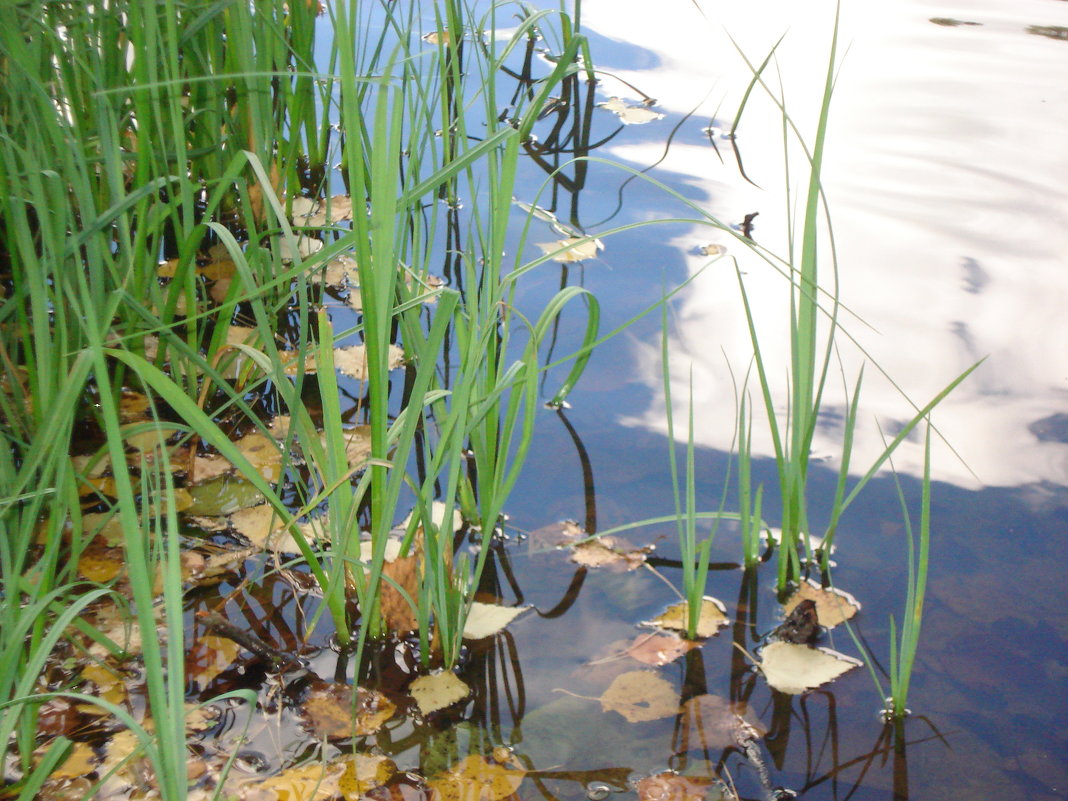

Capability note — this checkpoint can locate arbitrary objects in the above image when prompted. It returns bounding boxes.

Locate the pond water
[192,2,1068,799]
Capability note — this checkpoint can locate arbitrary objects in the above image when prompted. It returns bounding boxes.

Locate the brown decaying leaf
[380,547,421,634]
[634,771,715,801]
[677,694,766,751]
[410,671,470,716]
[78,547,125,584]
[428,754,526,801]
[782,579,859,628]
[301,682,396,740]
[624,633,700,667]
[643,599,729,639]
[599,670,678,723]
[569,535,648,571]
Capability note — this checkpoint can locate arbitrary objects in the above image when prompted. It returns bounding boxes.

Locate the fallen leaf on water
[635,771,715,801]
[526,519,585,551]
[334,344,406,380]
[536,236,604,263]
[783,579,859,629]
[186,634,241,687]
[427,754,526,801]
[47,741,99,781]
[423,30,452,46]
[677,694,766,750]
[597,97,664,125]
[758,641,862,694]
[240,760,345,801]
[81,662,129,707]
[77,547,125,584]
[275,234,324,261]
[623,632,700,666]
[698,243,727,257]
[301,682,396,739]
[410,671,470,716]
[642,599,729,639]
[338,753,396,797]
[599,670,678,723]
[463,602,530,640]
[570,536,648,571]
[235,431,283,482]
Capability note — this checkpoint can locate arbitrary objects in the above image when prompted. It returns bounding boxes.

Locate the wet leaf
[527,519,585,551]
[623,633,700,666]
[229,504,322,553]
[82,662,129,707]
[235,431,283,482]
[275,234,324,261]
[338,753,396,798]
[410,671,471,715]
[643,599,729,639]
[334,344,406,380]
[783,579,859,629]
[635,771,715,801]
[80,511,126,546]
[184,473,265,515]
[758,641,862,694]
[48,741,99,780]
[463,602,530,640]
[78,547,125,584]
[677,694,766,750]
[186,634,241,687]
[599,670,678,723]
[536,237,604,263]
[423,30,452,46]
[242,760,346,801]
[428,754,526,801]
[570,536,647,571]
[598,97,664,125]
[698,243,726,257]
[301,683,396,739]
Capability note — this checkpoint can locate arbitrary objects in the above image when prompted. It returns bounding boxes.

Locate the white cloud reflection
[581,0,1068,488]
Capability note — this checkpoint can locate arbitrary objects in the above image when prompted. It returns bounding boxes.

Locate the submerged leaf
[185,634,241,687]
[599,670,678,723]
[758,641,862,694]
[643,599,729,639]
[634,771,715,801]
[624,633,700,666]
[410,671,471,715]
[677,694,766,750]
[463,602,531,640]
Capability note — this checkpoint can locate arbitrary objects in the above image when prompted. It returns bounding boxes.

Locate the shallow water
[492,1,1068,798]
[189,2,1068,799]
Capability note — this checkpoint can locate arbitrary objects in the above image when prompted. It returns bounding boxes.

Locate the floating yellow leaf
[301,682,396,740]
[758,641,862,694]
[185,634,241,687]
[78,547,125,583]
[333,344,406,380]
[428,754,526,801]
[48,741,99,780]
[599,670,678,723]
[410,671,470,715]
[536,236,603,263]
[338,753,396,798]
[463,602,530,640]
[423,30,452,46]
[642,599,729,639]
[783,579,859,629]
[242,760,345,801]
[597,97,664,125]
